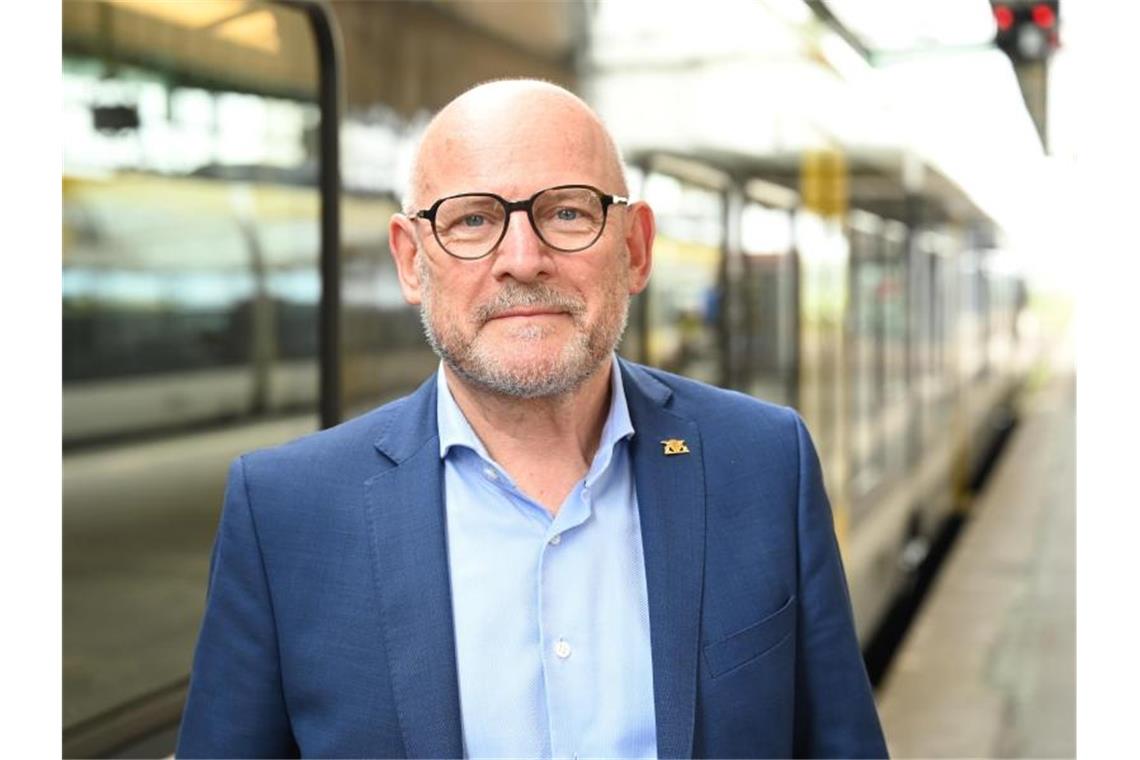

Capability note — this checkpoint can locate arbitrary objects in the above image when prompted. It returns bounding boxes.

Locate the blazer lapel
[620,360,707,759]
[364,376,464,759]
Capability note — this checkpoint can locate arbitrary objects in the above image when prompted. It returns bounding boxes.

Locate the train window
[334,110,440,418]
[63,178,262,386]
[880,221,909,479]
[847,212,885,495]
[922,232,955,442]
[737,201,796,406]
[641,172,725,384]
[340,190,439,418]
[63,1,324,753]
[911,241,930,447]
[957,248,986,382]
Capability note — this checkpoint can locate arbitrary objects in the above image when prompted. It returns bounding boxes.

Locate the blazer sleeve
[177,456,299,759]
[791,415,889,758]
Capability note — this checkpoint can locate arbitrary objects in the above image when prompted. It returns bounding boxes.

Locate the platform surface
[876,345,1075,758]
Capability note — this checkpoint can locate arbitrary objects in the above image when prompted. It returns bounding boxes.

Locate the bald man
[178,80,887,759]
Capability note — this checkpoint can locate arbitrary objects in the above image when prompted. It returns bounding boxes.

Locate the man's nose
[489,210,553,282]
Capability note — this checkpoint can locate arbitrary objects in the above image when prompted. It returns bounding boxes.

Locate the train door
[62,2,340,755]
[792,207,849,529]
[846,210,886,504]
[844,211,912,518]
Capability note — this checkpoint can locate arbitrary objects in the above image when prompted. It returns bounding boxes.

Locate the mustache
[474,284,586,324]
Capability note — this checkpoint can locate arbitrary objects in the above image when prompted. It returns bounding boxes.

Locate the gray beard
[417,274,629,399]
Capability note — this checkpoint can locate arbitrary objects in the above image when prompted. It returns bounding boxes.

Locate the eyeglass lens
[432,187,607,259]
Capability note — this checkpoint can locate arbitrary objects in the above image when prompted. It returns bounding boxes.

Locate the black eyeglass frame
[410,183,629,260]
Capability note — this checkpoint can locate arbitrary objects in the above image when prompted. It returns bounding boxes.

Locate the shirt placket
[536,478,594,760]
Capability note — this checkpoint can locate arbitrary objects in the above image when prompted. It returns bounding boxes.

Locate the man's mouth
[488,307,566,320]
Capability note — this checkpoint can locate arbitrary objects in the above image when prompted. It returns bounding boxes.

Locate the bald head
[404,79,628,214]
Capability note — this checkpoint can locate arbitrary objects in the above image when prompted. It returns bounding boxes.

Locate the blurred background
[61,0,1087,756]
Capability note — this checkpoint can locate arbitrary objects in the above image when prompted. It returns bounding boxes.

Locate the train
[62,0,1042,755]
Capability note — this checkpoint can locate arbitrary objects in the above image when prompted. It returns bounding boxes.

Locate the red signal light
[1032,3,1056,28]
[994,5,1014,31]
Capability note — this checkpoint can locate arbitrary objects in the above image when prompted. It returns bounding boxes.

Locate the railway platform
[875,338,1075,758]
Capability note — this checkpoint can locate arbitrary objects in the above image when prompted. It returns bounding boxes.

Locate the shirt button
[554,639,572,659]
[483,467,498,481]
[549,534,561,546]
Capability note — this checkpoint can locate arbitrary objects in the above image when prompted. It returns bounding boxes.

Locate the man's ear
[389,214,424,305]
[624,201,655,295]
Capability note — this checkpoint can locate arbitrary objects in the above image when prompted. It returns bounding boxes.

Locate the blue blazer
[178,359,887,758]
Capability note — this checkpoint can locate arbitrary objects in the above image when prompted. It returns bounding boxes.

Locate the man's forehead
[412,82,621,201]
[429,106,602,159]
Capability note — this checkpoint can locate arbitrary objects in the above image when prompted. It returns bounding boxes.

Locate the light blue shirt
[437,360,658,760]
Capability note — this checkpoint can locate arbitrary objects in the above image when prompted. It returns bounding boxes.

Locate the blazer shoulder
[627,361,801,439]
[240,376,435,484]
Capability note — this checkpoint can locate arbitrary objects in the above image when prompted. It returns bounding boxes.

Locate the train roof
[628,146,994,229]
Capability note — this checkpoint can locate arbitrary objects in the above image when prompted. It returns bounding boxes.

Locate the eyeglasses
[410,184,629,260]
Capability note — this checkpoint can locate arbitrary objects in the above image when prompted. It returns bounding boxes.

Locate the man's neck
[442,358,615,514]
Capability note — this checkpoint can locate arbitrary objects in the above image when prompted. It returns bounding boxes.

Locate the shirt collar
[435,357,635,469]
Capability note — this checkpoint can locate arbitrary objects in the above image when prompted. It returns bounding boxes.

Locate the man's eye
[555,207,579,221]
[462,214,486,227]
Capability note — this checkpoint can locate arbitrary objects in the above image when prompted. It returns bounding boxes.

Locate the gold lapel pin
[661,438,690,456]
